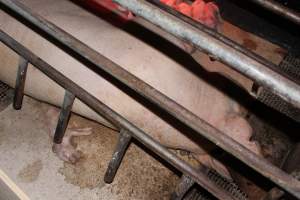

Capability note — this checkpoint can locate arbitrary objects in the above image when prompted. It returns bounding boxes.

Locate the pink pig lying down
[0,0,273,180]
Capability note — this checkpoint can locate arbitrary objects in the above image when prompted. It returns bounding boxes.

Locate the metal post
[13,56,28,110]
[171,174,195,200]
[104,129,132,184]
[53,90,75,144]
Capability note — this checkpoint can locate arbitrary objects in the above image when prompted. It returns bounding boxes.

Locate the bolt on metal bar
[0,30,236,200]
[0,1,299,198]
[104,129,132,184]
[13,56,28,110]
[53,90,75,144]
[171,174,195,200]
[248,0,300,25]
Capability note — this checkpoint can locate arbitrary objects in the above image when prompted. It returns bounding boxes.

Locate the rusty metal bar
[171,174,195,200]
[53,90,75,144]
[0,30,236,200]
[0,1,299,198]
[104,129,132,184]
[13,56,28,110]
[248,0,300,25]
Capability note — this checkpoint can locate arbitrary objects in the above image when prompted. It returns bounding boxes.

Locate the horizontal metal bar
[53,90,75,144]
[104,129,132,184]
[0,1,299,198]
[248,0,300,25]
[0,30,235,200]
[13,56,28,110]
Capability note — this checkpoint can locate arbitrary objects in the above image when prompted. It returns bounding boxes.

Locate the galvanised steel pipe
[113,0,300,110]
[0,30,235,200]
[146,0,284,73]
[248,0,300,25]
[1,0,300,198]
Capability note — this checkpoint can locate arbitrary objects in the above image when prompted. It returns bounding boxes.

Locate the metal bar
[113,0,300,109]
[13,56,28,110]
[171,174,195,200]
[0,30,235,200]
[104,129,132,184]
[53,90,75,144]
[248,0,300,25]
[146,0,280,72]
[0,1,299,198]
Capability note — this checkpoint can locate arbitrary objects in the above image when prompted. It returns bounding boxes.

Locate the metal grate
[184,169,248,200]
[0,81,13,111]
[257,54,300,122]
[0,81,11,100]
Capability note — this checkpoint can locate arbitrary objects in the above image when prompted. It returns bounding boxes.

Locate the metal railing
[0,0,300,199]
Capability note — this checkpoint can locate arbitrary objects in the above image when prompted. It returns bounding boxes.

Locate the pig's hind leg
[45,107,92,164]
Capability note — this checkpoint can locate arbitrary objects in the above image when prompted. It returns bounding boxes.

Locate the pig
[0,0,284,179]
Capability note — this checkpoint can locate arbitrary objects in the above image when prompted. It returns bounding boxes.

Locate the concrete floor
[0,96,182,200]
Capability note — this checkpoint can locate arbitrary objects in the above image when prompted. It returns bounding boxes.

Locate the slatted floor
[0,81,13,112]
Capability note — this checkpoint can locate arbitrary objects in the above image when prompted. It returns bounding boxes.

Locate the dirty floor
[0,96,181,200]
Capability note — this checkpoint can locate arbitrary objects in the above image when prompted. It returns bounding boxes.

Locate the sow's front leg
[45,107,92,163]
